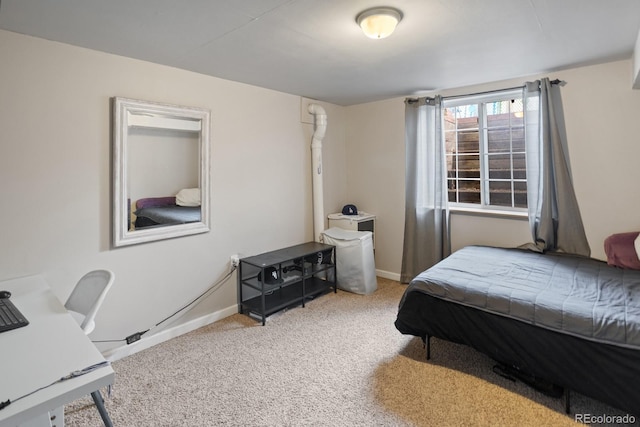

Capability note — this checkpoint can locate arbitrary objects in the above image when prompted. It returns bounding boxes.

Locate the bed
[133,192,201,229]
[395,245,640,415]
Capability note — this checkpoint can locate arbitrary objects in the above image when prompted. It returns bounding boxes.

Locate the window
[443,89,527,211]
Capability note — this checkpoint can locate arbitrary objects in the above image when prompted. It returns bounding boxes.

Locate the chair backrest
[65,269,114,334]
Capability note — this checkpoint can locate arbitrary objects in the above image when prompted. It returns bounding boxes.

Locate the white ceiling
[1,0,640,106]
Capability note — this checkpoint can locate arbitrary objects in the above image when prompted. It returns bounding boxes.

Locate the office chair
[57,270,115,427]
[65,269,114,335]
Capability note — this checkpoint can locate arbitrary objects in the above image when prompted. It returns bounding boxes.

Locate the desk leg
[91,391,113,427]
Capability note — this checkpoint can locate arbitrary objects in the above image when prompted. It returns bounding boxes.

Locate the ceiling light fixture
[356,7,403,39]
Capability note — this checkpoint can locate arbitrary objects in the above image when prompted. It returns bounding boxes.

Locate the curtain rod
[406,79,563,103]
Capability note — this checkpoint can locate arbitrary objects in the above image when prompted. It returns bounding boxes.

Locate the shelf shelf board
[241,277,333,317]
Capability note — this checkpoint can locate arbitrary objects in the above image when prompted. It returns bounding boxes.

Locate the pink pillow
[604,231,640,269]
[136,196,176,210]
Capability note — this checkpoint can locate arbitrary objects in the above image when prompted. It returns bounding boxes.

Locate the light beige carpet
[65,278,637,426]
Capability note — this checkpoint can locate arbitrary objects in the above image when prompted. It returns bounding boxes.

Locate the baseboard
[376,269,400,282]
[103,304,238,362]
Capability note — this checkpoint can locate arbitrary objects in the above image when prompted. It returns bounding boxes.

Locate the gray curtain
[401,97,450,283]
[523,78,590,256]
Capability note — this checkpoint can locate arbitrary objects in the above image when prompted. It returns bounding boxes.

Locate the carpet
[65,278,638,426]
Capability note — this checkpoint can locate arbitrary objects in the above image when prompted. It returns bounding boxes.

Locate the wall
[633,29,640,88]
[0,30,347,356]
[128,128,199,203]
[346,59,640,277]
[344,98,405,278]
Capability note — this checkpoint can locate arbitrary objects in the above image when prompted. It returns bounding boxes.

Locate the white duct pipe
[308,103,327,242]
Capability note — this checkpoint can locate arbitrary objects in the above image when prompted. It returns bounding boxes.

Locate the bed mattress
[135,205,200,227]
[394,245,640,414]
[402,245,640,350]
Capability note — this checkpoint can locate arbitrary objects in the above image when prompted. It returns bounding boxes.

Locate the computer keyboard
[0,298,29,333]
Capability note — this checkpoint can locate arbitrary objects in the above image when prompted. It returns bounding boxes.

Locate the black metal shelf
[238,242,336,325]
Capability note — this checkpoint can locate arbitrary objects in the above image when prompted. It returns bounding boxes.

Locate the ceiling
[1,0,640,106]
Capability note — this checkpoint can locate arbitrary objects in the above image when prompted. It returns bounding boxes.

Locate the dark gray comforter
[135,205,201,226]
[404,245,640,349]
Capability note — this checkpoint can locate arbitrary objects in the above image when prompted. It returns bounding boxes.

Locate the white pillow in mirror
[635,233,640,261]
[176,188,201,207]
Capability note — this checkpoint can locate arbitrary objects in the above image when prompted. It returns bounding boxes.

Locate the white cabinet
[327,212,375,247]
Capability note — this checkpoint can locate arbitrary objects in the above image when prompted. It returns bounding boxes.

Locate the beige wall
[0,29,347,355]
[344,98,405,277]
[345,59,640,277]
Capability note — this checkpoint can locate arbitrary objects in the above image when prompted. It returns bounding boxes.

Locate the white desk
[0,275,114,427]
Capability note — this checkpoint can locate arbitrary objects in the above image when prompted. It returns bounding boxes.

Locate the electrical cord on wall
[92,265,237,345]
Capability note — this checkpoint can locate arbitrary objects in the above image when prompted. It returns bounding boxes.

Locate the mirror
[112,97,210,247]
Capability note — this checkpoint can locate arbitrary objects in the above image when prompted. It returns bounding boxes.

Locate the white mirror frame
[112,97,211,247]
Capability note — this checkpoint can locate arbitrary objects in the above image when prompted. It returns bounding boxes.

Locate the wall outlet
[230,254,240,268]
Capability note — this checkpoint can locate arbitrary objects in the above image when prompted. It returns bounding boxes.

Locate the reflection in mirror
[112,97,210,247]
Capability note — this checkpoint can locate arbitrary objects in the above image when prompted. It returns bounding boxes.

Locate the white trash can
[321,227,377,295]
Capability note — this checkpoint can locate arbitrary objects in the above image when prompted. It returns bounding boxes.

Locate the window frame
[442,88,528,216]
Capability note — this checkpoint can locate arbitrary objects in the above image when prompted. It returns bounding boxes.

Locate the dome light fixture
[356,7,403,39]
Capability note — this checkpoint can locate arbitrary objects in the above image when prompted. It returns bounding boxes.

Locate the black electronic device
[0,297,29,333]
[257,266,283,285]
[0,290,11,299]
